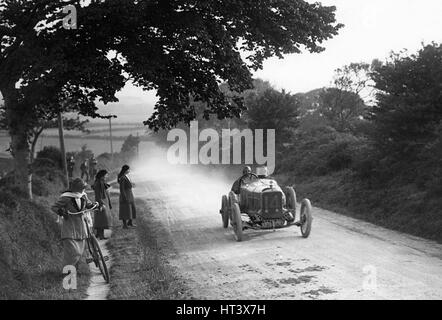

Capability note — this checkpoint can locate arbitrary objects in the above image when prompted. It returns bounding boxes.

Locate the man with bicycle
[52,178,98,273]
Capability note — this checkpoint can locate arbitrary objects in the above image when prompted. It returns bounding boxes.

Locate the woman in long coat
[118,165,136,229]
[92,170,112,239]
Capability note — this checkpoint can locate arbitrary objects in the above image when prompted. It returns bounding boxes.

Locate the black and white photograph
[0,0,441,305]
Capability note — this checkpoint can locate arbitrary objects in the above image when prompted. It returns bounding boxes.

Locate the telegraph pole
[109,117,114,161]
[58,111,69,187]
[136,132,139,159]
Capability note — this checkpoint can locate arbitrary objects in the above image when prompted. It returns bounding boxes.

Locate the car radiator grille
[261,192,283,219]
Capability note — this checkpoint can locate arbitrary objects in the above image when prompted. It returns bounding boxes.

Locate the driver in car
[231,166,254,195]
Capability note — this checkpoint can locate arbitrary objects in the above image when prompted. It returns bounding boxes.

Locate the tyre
[300,199,313,238]
[89,235,110,283]
[286,187,297,211]
[285,187,297,224]
[221,195,229,228]
[231,203,243,242]
[228,191,239,225]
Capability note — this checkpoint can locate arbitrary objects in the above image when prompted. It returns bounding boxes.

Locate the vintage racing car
[220,168,313,241]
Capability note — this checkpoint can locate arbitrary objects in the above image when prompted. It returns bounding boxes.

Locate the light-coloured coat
[51,193,95,240]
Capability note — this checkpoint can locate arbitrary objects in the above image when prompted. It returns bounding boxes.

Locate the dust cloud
[128,142,238,213]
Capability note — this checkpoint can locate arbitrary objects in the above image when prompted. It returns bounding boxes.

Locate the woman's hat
[95,169,108,180]
[70,178,88,192]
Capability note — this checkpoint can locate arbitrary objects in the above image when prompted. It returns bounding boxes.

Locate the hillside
[0,165,90,299]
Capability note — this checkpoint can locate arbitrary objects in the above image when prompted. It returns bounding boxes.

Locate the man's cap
[243,166,252,175]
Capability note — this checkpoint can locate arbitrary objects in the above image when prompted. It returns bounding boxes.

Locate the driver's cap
[243,166,252,175]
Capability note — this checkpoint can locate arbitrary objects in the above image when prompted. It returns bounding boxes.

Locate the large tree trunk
[10,127,33,199]
[2,88,33,199]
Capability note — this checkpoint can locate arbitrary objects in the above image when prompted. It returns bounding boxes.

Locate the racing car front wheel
[300,199,313,238]
[286,187,297,212]
[231,203,243,242]
[221,195,229,228]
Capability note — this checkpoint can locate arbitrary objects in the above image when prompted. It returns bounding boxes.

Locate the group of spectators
[67,156,98,182]
[53,157,137,274]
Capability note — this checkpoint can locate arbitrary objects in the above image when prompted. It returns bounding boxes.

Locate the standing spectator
[92,170,112,240]
[51,178,97,273]
[118,165,136,229]
[89,157,98,180]
[80,160,89,182]
[67,157,75,179]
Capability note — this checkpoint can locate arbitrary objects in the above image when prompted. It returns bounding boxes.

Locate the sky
[86,0,442,122]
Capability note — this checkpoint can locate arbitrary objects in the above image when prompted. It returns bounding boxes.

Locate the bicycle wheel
[89,235,110,283]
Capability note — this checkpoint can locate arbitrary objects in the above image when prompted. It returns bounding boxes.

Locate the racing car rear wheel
[231,203,243,242]
[300,199,313,238]
[221,195,229,228]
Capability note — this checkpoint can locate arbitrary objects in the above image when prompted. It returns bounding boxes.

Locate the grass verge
[107,197,189,300]
[0,192,90,300]
[276,170,442,243]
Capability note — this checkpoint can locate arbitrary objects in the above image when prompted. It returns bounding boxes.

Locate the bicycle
[67,204,110,283]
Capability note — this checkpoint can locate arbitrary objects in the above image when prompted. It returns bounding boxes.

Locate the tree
[245,88,299,148]
[1,103,88,172]
[0,0,342,198]
[29,116,88,162]
[317,88,366,132]
[333,62,374,105]
[121,134,140,161]
[36,146,63,169]
[369,43,442,160]
[313,62,374,132]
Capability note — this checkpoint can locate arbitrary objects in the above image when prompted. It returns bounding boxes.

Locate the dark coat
[92,180,112,229]
[67,161,75,172]
[51,193,95,240]
[118,175,136,220]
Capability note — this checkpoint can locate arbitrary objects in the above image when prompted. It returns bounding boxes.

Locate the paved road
[132,169,442,300]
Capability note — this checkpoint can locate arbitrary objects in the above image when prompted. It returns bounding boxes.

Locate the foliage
[121,134,140,161]
[302,63,373,133]
[333,62,374,104]
[0,183,90,299]
[278,126,362,176]
[295,62,373,134]
[29,116,89,156]
[317,88,366,132]
[0,0,343,130]
[415,121,442,194]
[36,146,63,169]
[369,43,442,161]
[0,0,343,196]
[275,44,442,243]
[245,88,300,147]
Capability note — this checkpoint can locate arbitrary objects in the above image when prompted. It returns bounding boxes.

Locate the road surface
[132,170,442,300]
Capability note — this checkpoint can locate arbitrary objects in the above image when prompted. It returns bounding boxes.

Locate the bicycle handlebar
[67,203,99,215]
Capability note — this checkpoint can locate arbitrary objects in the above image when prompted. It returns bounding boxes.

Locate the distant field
[0,135,155,158]
[0,124,153,158]
[43,122,150,138]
